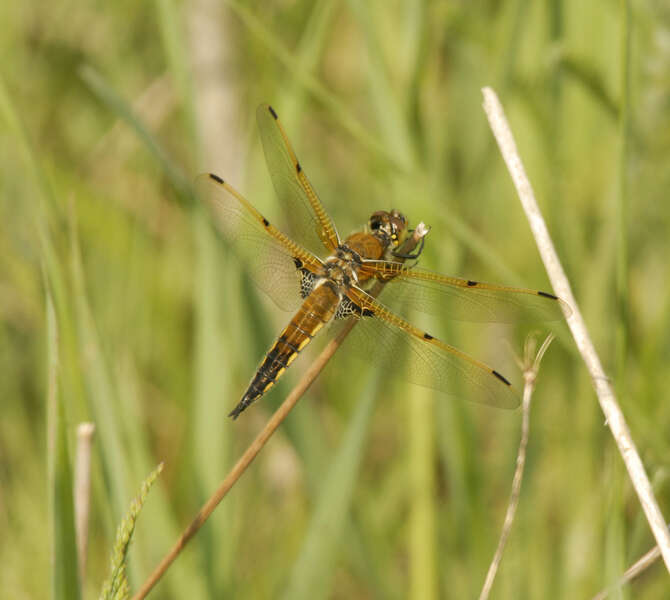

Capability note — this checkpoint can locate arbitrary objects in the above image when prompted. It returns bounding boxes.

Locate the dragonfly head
[368,209,409,250]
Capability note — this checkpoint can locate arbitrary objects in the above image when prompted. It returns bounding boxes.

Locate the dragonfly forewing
[196,173,323,312]
[257,104,341,258]
[361,262,570,323]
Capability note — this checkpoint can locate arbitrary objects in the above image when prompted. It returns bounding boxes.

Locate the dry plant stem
[131,227,427,600]
[74,422,95,586]
[481,86,670,572]
[479,334,554,600]
[591,523,670,600]
[130,330,348,600]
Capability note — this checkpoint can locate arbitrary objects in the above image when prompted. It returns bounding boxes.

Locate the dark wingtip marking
[467,280,477,287]
[296,162,302,173]
[268,105,278,119]
[209,173,224,184]
[538,290,558,300]
[362,308,374,317]
[492,370,512,386]
[262,217,270,227]
[423,332,434,340]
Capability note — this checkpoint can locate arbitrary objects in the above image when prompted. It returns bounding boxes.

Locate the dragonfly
[196,104,568,419]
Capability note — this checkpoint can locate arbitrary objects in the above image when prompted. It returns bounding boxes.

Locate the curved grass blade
[47,288,82,600]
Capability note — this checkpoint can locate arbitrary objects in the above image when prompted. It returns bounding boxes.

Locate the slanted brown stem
[131,225,428,600]
[481,86,670,572]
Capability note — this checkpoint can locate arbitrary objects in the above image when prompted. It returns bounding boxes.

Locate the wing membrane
[339,287,519,409]
[256,104,340,257]
[360,261,569,323]
[196,173,323,312]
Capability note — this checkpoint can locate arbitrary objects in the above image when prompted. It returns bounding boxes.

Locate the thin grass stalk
[478,334,555,600]
[481,86,670,572]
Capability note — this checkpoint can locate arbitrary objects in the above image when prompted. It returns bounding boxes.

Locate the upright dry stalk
[479,334,555,600]
[74,422,95,586]
[481,86,670,572]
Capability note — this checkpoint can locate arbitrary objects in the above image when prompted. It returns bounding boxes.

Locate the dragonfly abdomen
[229,283,340,419]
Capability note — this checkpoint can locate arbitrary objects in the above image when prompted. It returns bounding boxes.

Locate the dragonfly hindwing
[335,295,375,320]
[293,257,318,299]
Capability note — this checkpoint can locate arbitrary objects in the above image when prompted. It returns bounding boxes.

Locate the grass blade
[47,287,82,600]
[408,388,437,600]
[79,65,191,196]
[281,383,376,600]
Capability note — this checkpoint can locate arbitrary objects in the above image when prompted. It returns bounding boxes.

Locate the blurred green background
[2,0,670,598]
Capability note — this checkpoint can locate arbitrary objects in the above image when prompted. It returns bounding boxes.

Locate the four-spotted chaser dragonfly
[196,104,568,419]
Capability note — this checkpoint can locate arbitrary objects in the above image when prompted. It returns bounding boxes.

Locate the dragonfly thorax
[322,245,363,292]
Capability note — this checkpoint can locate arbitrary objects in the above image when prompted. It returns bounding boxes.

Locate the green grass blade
[281,384,376,600]
[615,0,631,392]
[275,0,339,127]
[560,56,618,121]
[192,211,236,592]
[225,0,400,168]
[47,287,82,600]
[0,75,68,312]
[408,388,437,600]
[69,208,130,516]
[346,0,415,168]
[79,65,191,196]
[155,0,199,154]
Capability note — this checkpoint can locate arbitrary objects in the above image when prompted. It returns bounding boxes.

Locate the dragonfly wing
[360,262,570,323]
[338,287,519,409]
[196,173,324,312]
[256,104,340,257]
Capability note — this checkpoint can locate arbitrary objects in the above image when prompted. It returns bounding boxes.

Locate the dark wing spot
[467,280,478,287]
[293,257,303,268]
[423,332,434,340]
[262,217,270,227]
[492,370,512,386]
[362,308,374,317]
[538,290,558,300]
[296,162,302,173]
[209,173,224,184]
[268,105,278,119]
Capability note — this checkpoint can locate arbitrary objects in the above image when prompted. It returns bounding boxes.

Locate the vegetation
[2,1,669,598]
